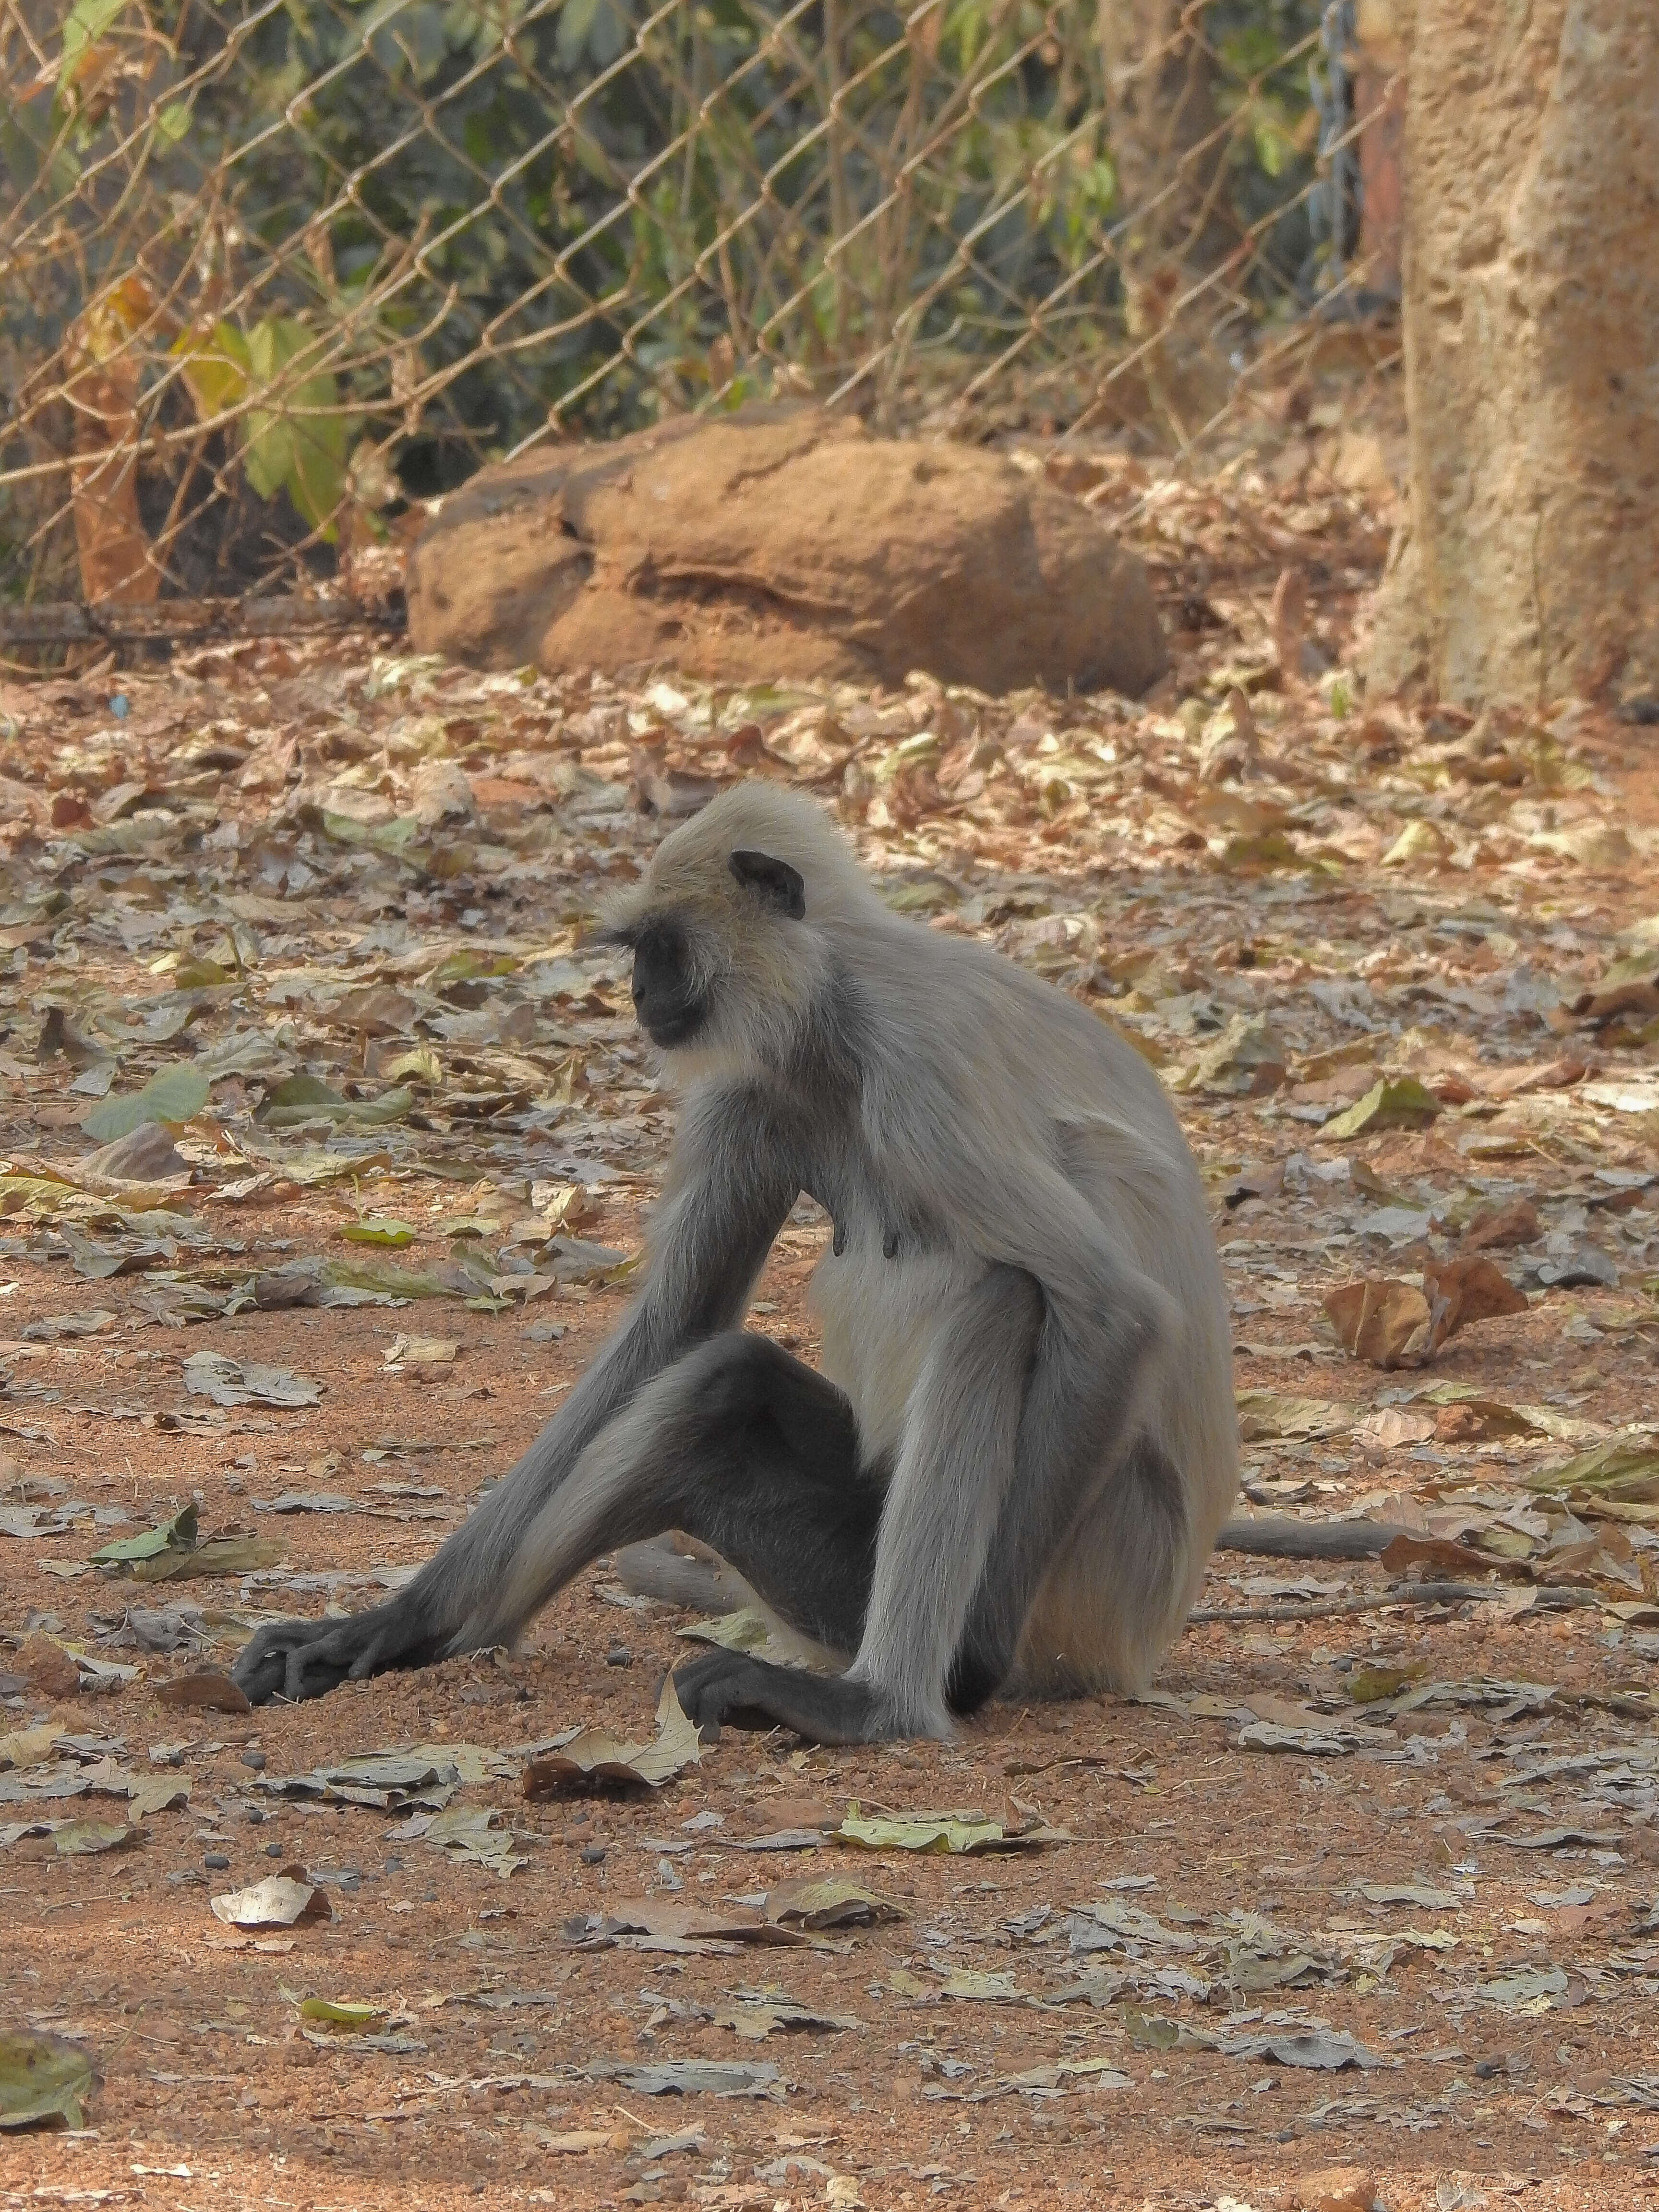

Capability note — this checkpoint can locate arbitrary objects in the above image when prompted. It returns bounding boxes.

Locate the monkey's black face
[629,918,711,1048]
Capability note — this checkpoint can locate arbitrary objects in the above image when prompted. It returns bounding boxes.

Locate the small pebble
[204,1851,230,1870]
[245,1805,265,1824]
[579,1845,607,1866]
[108,694,129,720]
[605,1645,632,1668]
[264,1841,284,1858]
[240,1749,266,1770]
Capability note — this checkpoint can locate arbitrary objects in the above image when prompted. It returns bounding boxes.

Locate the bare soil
[3,430,1659,2212]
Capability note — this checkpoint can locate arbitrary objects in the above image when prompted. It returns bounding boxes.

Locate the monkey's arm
[676,1160,1170,1743]
[232,1086,799,1704]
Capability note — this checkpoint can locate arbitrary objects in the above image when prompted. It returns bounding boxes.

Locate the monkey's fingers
[229,1621,301,1705]
[231,1617,368,1704]
[672,1649,747,1741]
[672,1651,893,1746]
[235,1594,445,1704]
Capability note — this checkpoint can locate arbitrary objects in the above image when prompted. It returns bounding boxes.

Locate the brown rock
[407,406,1166,698]
[17,1632,82,1698]
[1292,2169,1379,2212]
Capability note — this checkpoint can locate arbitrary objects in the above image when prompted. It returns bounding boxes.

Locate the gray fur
[232,783,1237,1737]
[846,1265,1041,1736]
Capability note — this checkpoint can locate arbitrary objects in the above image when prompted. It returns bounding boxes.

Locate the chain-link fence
[0,0,1403,628]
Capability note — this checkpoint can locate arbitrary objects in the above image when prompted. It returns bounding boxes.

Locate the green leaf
[90,1501,197,1563]
[1,102,77,199]
[319,811,421,853]
[762,1875,904,1930]
[1346,1659,1431,1704]
[259,1074,336,1111]
[50,1819,139,1856]
[1320,1076,1442,1142]
[936,1969,1019,2001]
[380,1045,442,1086]
[835,1810,1007,1854]
[242,397,293,501]
[0,2031,96,2129]
[173,318,252,423]
[299,1997,384,2031]
[341,1218,417,1248]
[172,956,231,988]
[428,950,519,986]
[1118,2006,1214,2053]
[1524,1438,1659,1499]
[258,1078,413,1129]
[676,1608,786,1656]
[421,1803,526,1876]
[57,0,131,90]
[240,318,351,540]
[556,0,604,67]
[83,1064,209,1141]
[1235,1391,1353,1443]
[322,1253,482,1301]
[128,1536,286,1582]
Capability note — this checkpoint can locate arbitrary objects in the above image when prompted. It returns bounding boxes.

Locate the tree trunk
[1353,0,1407,300]
[1099,0,1228,269]
[1368,0,1659,710]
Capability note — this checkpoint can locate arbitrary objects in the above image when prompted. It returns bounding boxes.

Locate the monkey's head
[599,784,870,1078]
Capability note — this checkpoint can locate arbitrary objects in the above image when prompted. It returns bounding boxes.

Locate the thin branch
[1189,1582,1601,1626]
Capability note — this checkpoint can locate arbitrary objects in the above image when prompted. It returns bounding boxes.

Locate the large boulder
[406,407,1166,697]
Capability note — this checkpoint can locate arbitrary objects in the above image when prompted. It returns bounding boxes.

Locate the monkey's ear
[729,849,805,920]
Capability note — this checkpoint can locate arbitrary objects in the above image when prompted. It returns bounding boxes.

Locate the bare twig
[1216,1514,1409,1561]
[0,599,406,646]
[1189,1581,1601,1626]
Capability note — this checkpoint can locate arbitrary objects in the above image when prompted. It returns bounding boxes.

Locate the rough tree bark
[1099,0,1229,269]
[1354,0,1407,299]
[1369,0,1659,710]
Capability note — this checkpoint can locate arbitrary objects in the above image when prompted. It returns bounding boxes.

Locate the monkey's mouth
[642,1003,710,1049]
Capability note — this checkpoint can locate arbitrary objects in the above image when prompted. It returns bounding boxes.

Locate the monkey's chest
[808,1237,985,1463]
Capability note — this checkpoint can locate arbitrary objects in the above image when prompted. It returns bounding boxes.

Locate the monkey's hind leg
[459,1330,881,1665]
[1009,1432,1193,1702]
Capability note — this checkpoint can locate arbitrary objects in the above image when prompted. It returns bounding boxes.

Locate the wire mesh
[0,0,1400,619]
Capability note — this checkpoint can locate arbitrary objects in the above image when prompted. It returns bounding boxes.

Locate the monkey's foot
[671,1651,902,1745]
[232,1601,435,1705]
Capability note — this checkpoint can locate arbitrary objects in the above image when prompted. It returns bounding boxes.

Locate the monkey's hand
[672,1650,903,1746]
[232,1599,438,1705]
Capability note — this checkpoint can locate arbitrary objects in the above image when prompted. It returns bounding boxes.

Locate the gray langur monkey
[232,783,1238,1742]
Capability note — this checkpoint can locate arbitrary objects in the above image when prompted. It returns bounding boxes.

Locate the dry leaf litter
[1,454,1659,2212]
